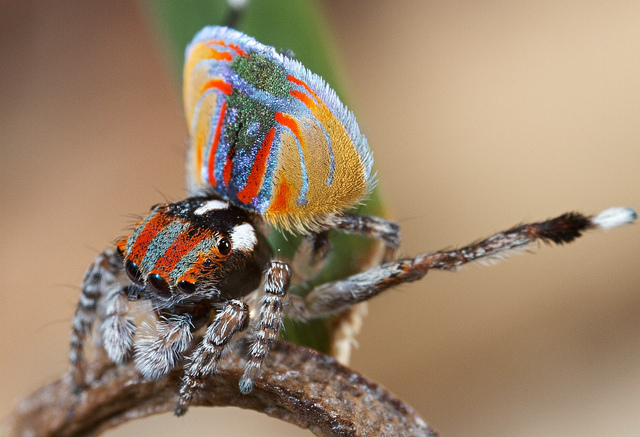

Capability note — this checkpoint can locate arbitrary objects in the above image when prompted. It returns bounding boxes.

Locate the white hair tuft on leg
[592,207,637,229]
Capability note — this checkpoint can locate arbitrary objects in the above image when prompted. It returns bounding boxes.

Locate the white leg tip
[593,207,637,229]
[239,377,254,394]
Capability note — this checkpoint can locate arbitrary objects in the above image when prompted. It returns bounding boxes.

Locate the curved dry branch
[6,341,437,436]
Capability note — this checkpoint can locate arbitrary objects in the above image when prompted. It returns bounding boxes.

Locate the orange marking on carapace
[127,212,173,265]
[207,101,227,185]
[270,174,292,213]
[238,127,276,203]
[201,79,232,95]
[152,228,213,273]
[275,112,306,150]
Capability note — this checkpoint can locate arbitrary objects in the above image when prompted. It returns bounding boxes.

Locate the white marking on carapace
[194,200,229,215]
[230,223,257,252]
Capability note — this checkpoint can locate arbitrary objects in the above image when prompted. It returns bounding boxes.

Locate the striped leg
[176,300,249,416]
[69,248,125,390]
[289,208,636,319]
[239,261,291,394]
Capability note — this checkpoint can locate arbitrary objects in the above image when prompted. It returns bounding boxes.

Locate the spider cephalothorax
[117,197,271,305]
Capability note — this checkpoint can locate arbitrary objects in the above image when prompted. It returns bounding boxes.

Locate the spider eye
[217,237,231,255]
[177,280,196,294]
[125,260,143,285]
[202,258,213,268]
[148,273,171,297]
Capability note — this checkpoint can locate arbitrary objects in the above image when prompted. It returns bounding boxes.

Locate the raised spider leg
[293,214,401,281]
[69,248,130,389]
[288,209,635,319]
[239,260,291,394]
[175,300,249,416]
[291,229,331,281]
[331,213,401,253]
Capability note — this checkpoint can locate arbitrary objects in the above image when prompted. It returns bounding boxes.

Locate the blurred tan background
[2,1,640,435]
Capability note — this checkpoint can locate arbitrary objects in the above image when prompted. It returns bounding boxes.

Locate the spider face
[116,197,271,304]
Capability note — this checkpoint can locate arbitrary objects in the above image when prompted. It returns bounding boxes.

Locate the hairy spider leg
[134,313,194,380]
[176,299,249,415]
[69,248,134,389]
[330,213,401,258]
[286,208,637,319]
[99,283,137,365]
[174,216,392,413]
[69,203,634,416]
[173,261,293,415]
[239,260,291,394]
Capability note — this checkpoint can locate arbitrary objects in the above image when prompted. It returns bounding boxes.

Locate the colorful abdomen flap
[184,26,374,232]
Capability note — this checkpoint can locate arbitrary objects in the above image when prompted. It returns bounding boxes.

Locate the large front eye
[148,273,171,297]
[125,260,144,285]
[177,280,196,294]
[217,236,231,255]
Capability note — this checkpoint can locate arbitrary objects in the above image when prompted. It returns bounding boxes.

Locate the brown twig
[6,341,437,436]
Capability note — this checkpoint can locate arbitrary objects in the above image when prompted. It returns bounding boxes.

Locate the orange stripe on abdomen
[290,89,316,111]
[270,174,292,213]
[206,46,233,61]
[201,79,232,95]
[207,101,227,186]
[194,134,204,184]
[275,112,306,150]
[223,151,233,187]
[287,74,320,104]
[237,127,276,203]
[212,40,248,57]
